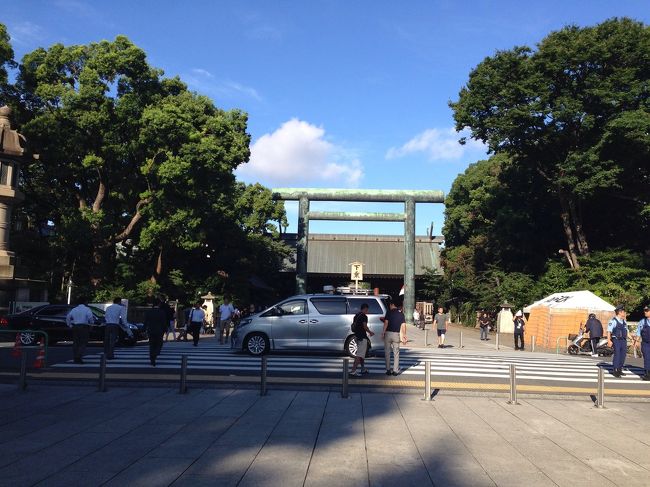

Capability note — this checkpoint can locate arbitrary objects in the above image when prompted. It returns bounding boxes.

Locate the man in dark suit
[144,298,168,366]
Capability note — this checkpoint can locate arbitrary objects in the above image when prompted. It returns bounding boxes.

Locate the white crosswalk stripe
[51,341,649,385]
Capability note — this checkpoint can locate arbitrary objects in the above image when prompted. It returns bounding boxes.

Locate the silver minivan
[231,294,389,356]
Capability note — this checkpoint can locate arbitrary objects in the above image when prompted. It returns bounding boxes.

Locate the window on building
[0,161,9,186]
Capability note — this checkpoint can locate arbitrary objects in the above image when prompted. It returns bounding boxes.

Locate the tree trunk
[150,245,163,283]
[558,190,580,269]
[568,199,590,256]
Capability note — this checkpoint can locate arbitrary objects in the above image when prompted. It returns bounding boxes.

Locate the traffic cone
[33,338,45,368]
[11,333,22,358]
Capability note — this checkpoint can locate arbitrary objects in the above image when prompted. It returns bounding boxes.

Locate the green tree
[450,18,650,268]
[9,33,287,305]
[0,24,14,99]
[444,153,562,275]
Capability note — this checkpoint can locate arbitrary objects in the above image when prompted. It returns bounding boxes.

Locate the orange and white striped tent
[523,291,615,350]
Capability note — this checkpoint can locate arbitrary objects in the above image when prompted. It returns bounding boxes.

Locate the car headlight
[128,324,138,330]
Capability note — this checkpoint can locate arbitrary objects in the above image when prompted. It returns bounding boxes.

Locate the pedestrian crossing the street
[51,340,649,385]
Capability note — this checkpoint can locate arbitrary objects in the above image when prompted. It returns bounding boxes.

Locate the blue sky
[4,1,650,236]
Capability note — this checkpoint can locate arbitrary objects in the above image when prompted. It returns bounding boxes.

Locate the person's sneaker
[643,374,650,381]
[386,369,392,376]
[350,370,362,377]
[591,353,598,357]
[392,369,400,376]
[361,368,370,374]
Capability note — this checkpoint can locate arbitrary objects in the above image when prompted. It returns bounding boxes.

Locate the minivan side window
[279,300,306,315]
[348,298,383,315]
[310,298,347,315]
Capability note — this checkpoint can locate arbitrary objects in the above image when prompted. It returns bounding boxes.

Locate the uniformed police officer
[636,305,650,381]
[607,305,628,378]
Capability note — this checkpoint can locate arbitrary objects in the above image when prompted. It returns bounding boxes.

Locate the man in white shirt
[187,301,205,346]
[66,298,96,364]
[104,297,125,360]
[218,297,235,345]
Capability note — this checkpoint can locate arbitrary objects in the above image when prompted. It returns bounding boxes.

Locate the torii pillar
[273,188,444,324]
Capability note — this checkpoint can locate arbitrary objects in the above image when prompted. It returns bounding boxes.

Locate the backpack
[351,312,362,333]
[612,319,627,340]
[641,319,650,344]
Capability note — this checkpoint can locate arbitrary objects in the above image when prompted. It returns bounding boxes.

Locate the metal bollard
[531,336,536,353]
[18,348,27,391]
[460,331,463,349]
[507,363,518,405]
[495,332,500,351]
[260,355,268,396]
[424,329,428,347]
[423,361,432,401]
[179,354,188,394]
[595,367,605,408]
[98,353,107,392]
[341,358,349,398]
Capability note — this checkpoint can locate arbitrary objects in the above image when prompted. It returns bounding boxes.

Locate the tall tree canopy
[427,18,650,319]
[450,17,650,269]
[2,29,287,304]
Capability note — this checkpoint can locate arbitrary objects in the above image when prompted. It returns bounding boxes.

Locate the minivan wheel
[245,333,269,356]
[345,336,357,357]
[567,345,578,355]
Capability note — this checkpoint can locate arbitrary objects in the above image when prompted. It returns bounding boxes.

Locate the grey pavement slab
[461,396,614,486]
[433,396,556,487]
[502,398,649,486]
[394,394,495,486]
[1,384,649,486]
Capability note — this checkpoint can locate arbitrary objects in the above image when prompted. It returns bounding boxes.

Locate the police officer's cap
[614,305,625,313]
[644,304,650,311]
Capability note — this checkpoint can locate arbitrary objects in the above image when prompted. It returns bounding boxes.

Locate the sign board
[350,262,363,281]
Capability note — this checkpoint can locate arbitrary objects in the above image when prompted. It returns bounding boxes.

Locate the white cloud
[190,68,213,78]
[8,21,45,46]
[185,68,261,102]
[386,127,486,161]
[237,119,364,187]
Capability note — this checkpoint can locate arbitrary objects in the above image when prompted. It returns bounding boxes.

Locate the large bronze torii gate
[272,188,445,324]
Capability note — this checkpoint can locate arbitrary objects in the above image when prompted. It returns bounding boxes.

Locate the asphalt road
[1,333,649,397]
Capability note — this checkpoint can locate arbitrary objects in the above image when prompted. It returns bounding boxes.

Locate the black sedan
[1,304,147,346]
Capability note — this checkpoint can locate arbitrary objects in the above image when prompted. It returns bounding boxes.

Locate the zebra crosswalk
[51,340,650,385]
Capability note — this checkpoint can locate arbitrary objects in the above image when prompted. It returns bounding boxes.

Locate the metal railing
[507,364,519,405]
[5,340,629,409]
[1,329,49,390]
[556,336,569,354]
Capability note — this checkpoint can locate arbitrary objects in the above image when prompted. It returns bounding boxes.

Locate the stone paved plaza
[1,383,649,486]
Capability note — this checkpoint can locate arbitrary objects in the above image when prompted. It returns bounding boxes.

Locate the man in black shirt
[513,310,526,351]
[144,298,168,366]
[382,301,407,375]
[350,303,374,377]
[479,312,491,341]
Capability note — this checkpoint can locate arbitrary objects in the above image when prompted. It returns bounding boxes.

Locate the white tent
[524,290,615,349]
[524,290,615,313]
